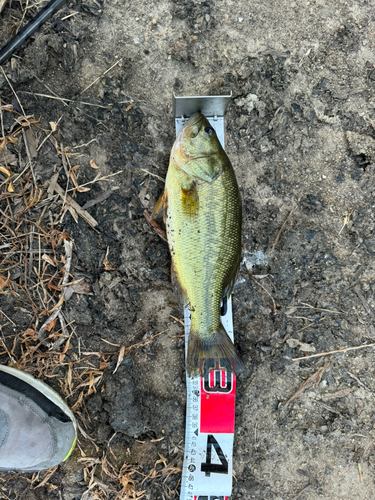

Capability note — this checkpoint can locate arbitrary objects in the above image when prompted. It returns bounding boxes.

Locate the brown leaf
[0,276,9,291]
[103,259,115,271]
[103,246,115,271]
[45,318,58,332]
[64,279,93,299]
[113,345,125,374]
[23,328,36,337]
[69,165,91,193]
[90,159,99,169]
[49,294,64,312]
[321,387,353,400]
[42,254,57,267]
[0,166,10,176]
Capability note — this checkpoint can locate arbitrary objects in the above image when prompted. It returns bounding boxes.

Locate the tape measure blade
[181,299,235,500]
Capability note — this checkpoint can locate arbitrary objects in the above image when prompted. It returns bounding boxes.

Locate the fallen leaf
[287,338,316,353]
[113,345,125,374]
[49,294,64,312]
[42,254,57,267]
[64,279,93,300]
[90,159,99,169]
[49,121,57,132]
[321,387,353,400]
[0,166,10,176]
[0,276,7,290]
[285,307,297,315]
[23,328,36,337]
[103,246,115,271]
[45,318,58,332]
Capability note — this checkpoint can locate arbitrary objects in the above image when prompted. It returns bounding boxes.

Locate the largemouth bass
[153,112,243,376]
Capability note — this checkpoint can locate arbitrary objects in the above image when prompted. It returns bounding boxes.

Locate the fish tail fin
[187,324,243,377]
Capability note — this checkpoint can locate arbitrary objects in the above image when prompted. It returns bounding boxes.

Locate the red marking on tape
[200,371,236,434]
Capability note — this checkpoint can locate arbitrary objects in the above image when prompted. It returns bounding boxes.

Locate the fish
[153,112,243,377]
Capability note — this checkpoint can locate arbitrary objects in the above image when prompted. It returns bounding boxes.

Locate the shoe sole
[0,365,77,436]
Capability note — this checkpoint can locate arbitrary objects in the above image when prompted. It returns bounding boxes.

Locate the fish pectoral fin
[151,189,168,219]
[181,181,199,218]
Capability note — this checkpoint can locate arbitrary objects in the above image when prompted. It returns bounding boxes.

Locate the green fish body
[154,112,243,376]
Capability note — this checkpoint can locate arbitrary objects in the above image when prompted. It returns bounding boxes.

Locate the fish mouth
[180,112,205,138]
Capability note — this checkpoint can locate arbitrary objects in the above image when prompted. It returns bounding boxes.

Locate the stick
[292,343,375,361]
[38,240,73,343]
[18,91,110,108]
[22,128,37,189]
[0,96,4,137]
[284,358,330,407]
[53,181,98,228]
[66,171,123,192]
[252,277,276,314]
[270,207,296,255]
[0,67,26,116]
[141,169,164,182]
[80,59,122,95]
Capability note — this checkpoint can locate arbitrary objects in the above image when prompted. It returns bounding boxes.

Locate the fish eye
[204,126,214,136]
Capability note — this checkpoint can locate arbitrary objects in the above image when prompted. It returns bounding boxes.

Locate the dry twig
[284,358,330,407]
[270,206,296,255]
[292,343,375,361]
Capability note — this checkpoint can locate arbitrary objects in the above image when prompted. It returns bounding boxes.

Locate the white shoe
[0,365,77,472]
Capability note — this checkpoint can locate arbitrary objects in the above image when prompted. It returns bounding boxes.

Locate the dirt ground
[1,0,375,498]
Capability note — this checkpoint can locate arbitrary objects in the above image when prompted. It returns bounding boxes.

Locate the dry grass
[0,100,176,498]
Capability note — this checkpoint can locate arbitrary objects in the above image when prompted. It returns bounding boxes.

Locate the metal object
[174,94,235,500]
[0,0,67,66]
[174,94,231,149]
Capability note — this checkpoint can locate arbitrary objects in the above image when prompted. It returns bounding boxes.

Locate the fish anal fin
[222,251,241,303]
[171,259,188,306]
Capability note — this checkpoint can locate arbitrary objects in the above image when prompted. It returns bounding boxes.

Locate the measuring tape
[174,96,236,500]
